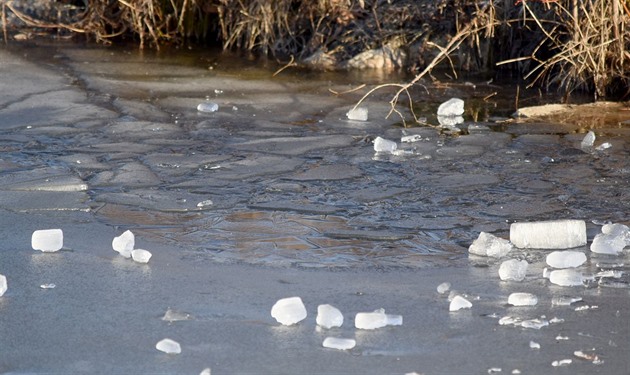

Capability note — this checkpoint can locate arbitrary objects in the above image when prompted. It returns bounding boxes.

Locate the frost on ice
[316,304,343,329]
[0,274,7,297]
[468,232,513,258]
[449,295,472,311]
[131,249,152,264]
[156,338,181,354]
[271,296,307,326]
[32,229,63,252]
[507,292,538,306]
[112,230,135,258]
[498,259,528,281]
[322,337,356,350]
[355,308,402,330]
[509,220,586,249]
[546,251,587,268]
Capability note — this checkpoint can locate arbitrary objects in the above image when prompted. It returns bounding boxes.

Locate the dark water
[1,41,629,268]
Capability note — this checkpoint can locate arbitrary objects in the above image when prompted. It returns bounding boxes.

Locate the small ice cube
[449,295,472,311]
[131,249,152,264]
[32,229,63,252]
[508,292,538,306]
[468,232,513,258]
[200,368,211,375]
[529,341,540,349]
[549,269,584,286]
[197,102,219,113]
[316,304,344,329]
[499,259,528,281]
[546,251,587,268]
[346,107,368,121]
[580,131,595,149]
[322,337,356,350]
[591,233,626,255]
[355,308,401,329]
[112,230,134,258]
[271,297,307,326]
[373,136,397,153]
[437,282,451,294]
[510,220,586,249]
[437,98,465,116]
[0,274,7,297]
[156,338,181,354]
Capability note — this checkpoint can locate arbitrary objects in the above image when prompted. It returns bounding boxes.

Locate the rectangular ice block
[510,220,586,249]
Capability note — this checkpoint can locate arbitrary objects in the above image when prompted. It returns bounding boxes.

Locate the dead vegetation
[1,0,628,100]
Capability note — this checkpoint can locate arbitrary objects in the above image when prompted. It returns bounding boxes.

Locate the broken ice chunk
[546,251,587,268]
[437,98,465,116]
[508,293,538,306]
[468,232,513,258]
[499,259,528,281]
[580,131,596,149]
[271,297,307,326]
[316,304,344,329]
[521,319,549,329]
[549,269,584,286]
[346,107,368,121]
[373,136,397,153]
[40,283,56,289]
[591,233,626,255]
[354,309,402,329]
[322,337,356,350]
[551,359,572,367]
[437,282,451,294]
[197,102,219,113]
[510,220,586,249]
[602,223,630,240]
[156,338,181,354]
[449,295,472,311]
[162,308,192,322]
[199,368,211,375]
[131,249,152,264]
[0,274,7,297]
[112,230,134,258]
[32,229,63,252]
[529,341,540,349]
[551,296,582,306]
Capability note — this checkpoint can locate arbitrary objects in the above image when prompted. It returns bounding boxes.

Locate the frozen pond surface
[0,41,629,374]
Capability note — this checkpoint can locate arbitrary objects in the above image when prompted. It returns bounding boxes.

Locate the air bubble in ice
[449,295,472,311]
[468,232,513,258]
[499,259,528,281]
[508,292,538,306]
[131,249,152,264]
[32,229,63,252]
[271,297,307,326]
[346,107,368,121]
[112,230,134,258]
[546,251,587,268]
[156,338,181,354]
[316,304,344,329]
[322,337,356,350]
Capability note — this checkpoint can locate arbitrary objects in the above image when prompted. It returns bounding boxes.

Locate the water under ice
[271,297,307,326]
[32,229,63,252]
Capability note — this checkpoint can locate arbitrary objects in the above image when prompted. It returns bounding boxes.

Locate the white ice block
[549,269,584,286]
[546,251,586,268]
[322,337,356,350]
[156,338,181,354]
[499,259,528,281]
[354,309,401,329]
[508,292,538,306]
[436,282,451,294]
[131,249,152,264]
[31,229,63,252]
[112,230,134,258]
[449,295,472,311]
[437,98,465,116]
[510,220,586,249]
[591,233,626,255]
[346,107,368,121]
[316,304,344,329]
[271,297,307,326]
[373,136,397,153]
[468,232,513,258]
[197,102,218,113]
[0,274,7,297]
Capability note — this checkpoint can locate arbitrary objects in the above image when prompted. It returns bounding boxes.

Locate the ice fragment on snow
[322,337,356,350]
[449,295,472,311]
[0,274,7,297]
[437,98,465,116]
[468,232,513,258]
[508,292,538,306]
[509,220,586,249]
[316,304,344,329]
[197,102,219,113]
[112,230,134,258]
[499,259,528,281]
[355,309,402,329]
[546,251,587,268]
[580,131,595,149]
[373,136,397,153]
[156,338,181,354]
[549,269,584,286]
[32,229,63,252]
[271,297,307,326]
[529,341,540,349]
[346,107,368,121]
[437,282,451,294]
[131,249,152,264]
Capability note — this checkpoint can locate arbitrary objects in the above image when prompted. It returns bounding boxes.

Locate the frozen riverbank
[0,42,629,374]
